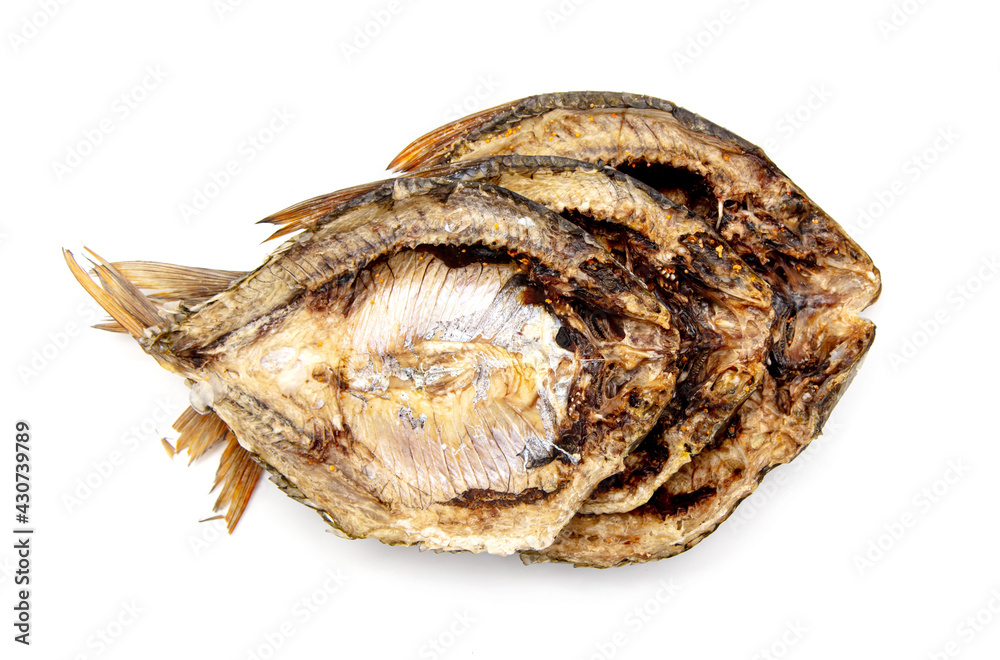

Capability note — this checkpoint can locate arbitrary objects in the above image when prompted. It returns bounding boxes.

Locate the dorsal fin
[169,407,261,532]
[388,99,519,172]
[255,181,386,242]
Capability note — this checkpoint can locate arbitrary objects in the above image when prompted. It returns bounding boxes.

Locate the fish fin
[388,100,519,172]
[172,406,230,465]
[93,319,128,333]
[211,433,262,533]
[110,261,246,303]
[63,248,163,339]
[172,407,261,532]
[255,159,520,241]
[256,181,387,241]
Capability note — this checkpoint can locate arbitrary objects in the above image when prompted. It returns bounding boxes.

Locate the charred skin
[156,179,678,554]
[389,91,881,313]
[524,312,875,567]
[388,92,880,565]
[417,157,773,514]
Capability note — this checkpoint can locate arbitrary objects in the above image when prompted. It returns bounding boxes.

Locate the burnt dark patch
[555,325,573,350]
[616,161,718,218]
[566,300,627,343]
[447,487,550,509]
[647,485,717,518]
[703,414,742,453]
[303,285,339,316]
[518,285,551,307]
[557,210,665,297]
[590,417,671,496]
[578,260,632,296]
[414,242,514,269]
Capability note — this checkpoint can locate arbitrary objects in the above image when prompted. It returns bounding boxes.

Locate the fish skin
[65,91,881,566]
[69,177,679,555]
[389,92,880,312]
[262,155,775,514]
[524,313,875,568]
[387,91,764,173]
[386,92,879,565]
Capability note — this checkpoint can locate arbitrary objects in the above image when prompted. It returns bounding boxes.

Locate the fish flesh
[261,155,775,515]
[67,177,677,555]
[66,91,879,566]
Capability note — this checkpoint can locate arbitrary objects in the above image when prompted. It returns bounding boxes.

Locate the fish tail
[63,248,163,339]
[64,249,248,335]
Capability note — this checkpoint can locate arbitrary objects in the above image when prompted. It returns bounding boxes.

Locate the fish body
[67,91,879,566]
[68,177,677,555]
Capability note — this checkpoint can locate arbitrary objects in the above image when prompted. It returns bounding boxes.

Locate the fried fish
[66,91,879,566]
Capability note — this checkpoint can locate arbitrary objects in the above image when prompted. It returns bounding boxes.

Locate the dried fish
[263,155,774,514]
[67,91,879,566]
[67,177,677,554]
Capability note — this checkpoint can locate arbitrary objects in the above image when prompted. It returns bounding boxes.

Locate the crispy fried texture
[67,91,880,566]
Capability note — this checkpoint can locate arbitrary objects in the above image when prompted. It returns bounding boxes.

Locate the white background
[3,1,999,658]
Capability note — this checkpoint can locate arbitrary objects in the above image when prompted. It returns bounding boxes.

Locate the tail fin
[63,248,163,339]
[67,249,262,532]
[110,261,246,303]
[64,248,247,334]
